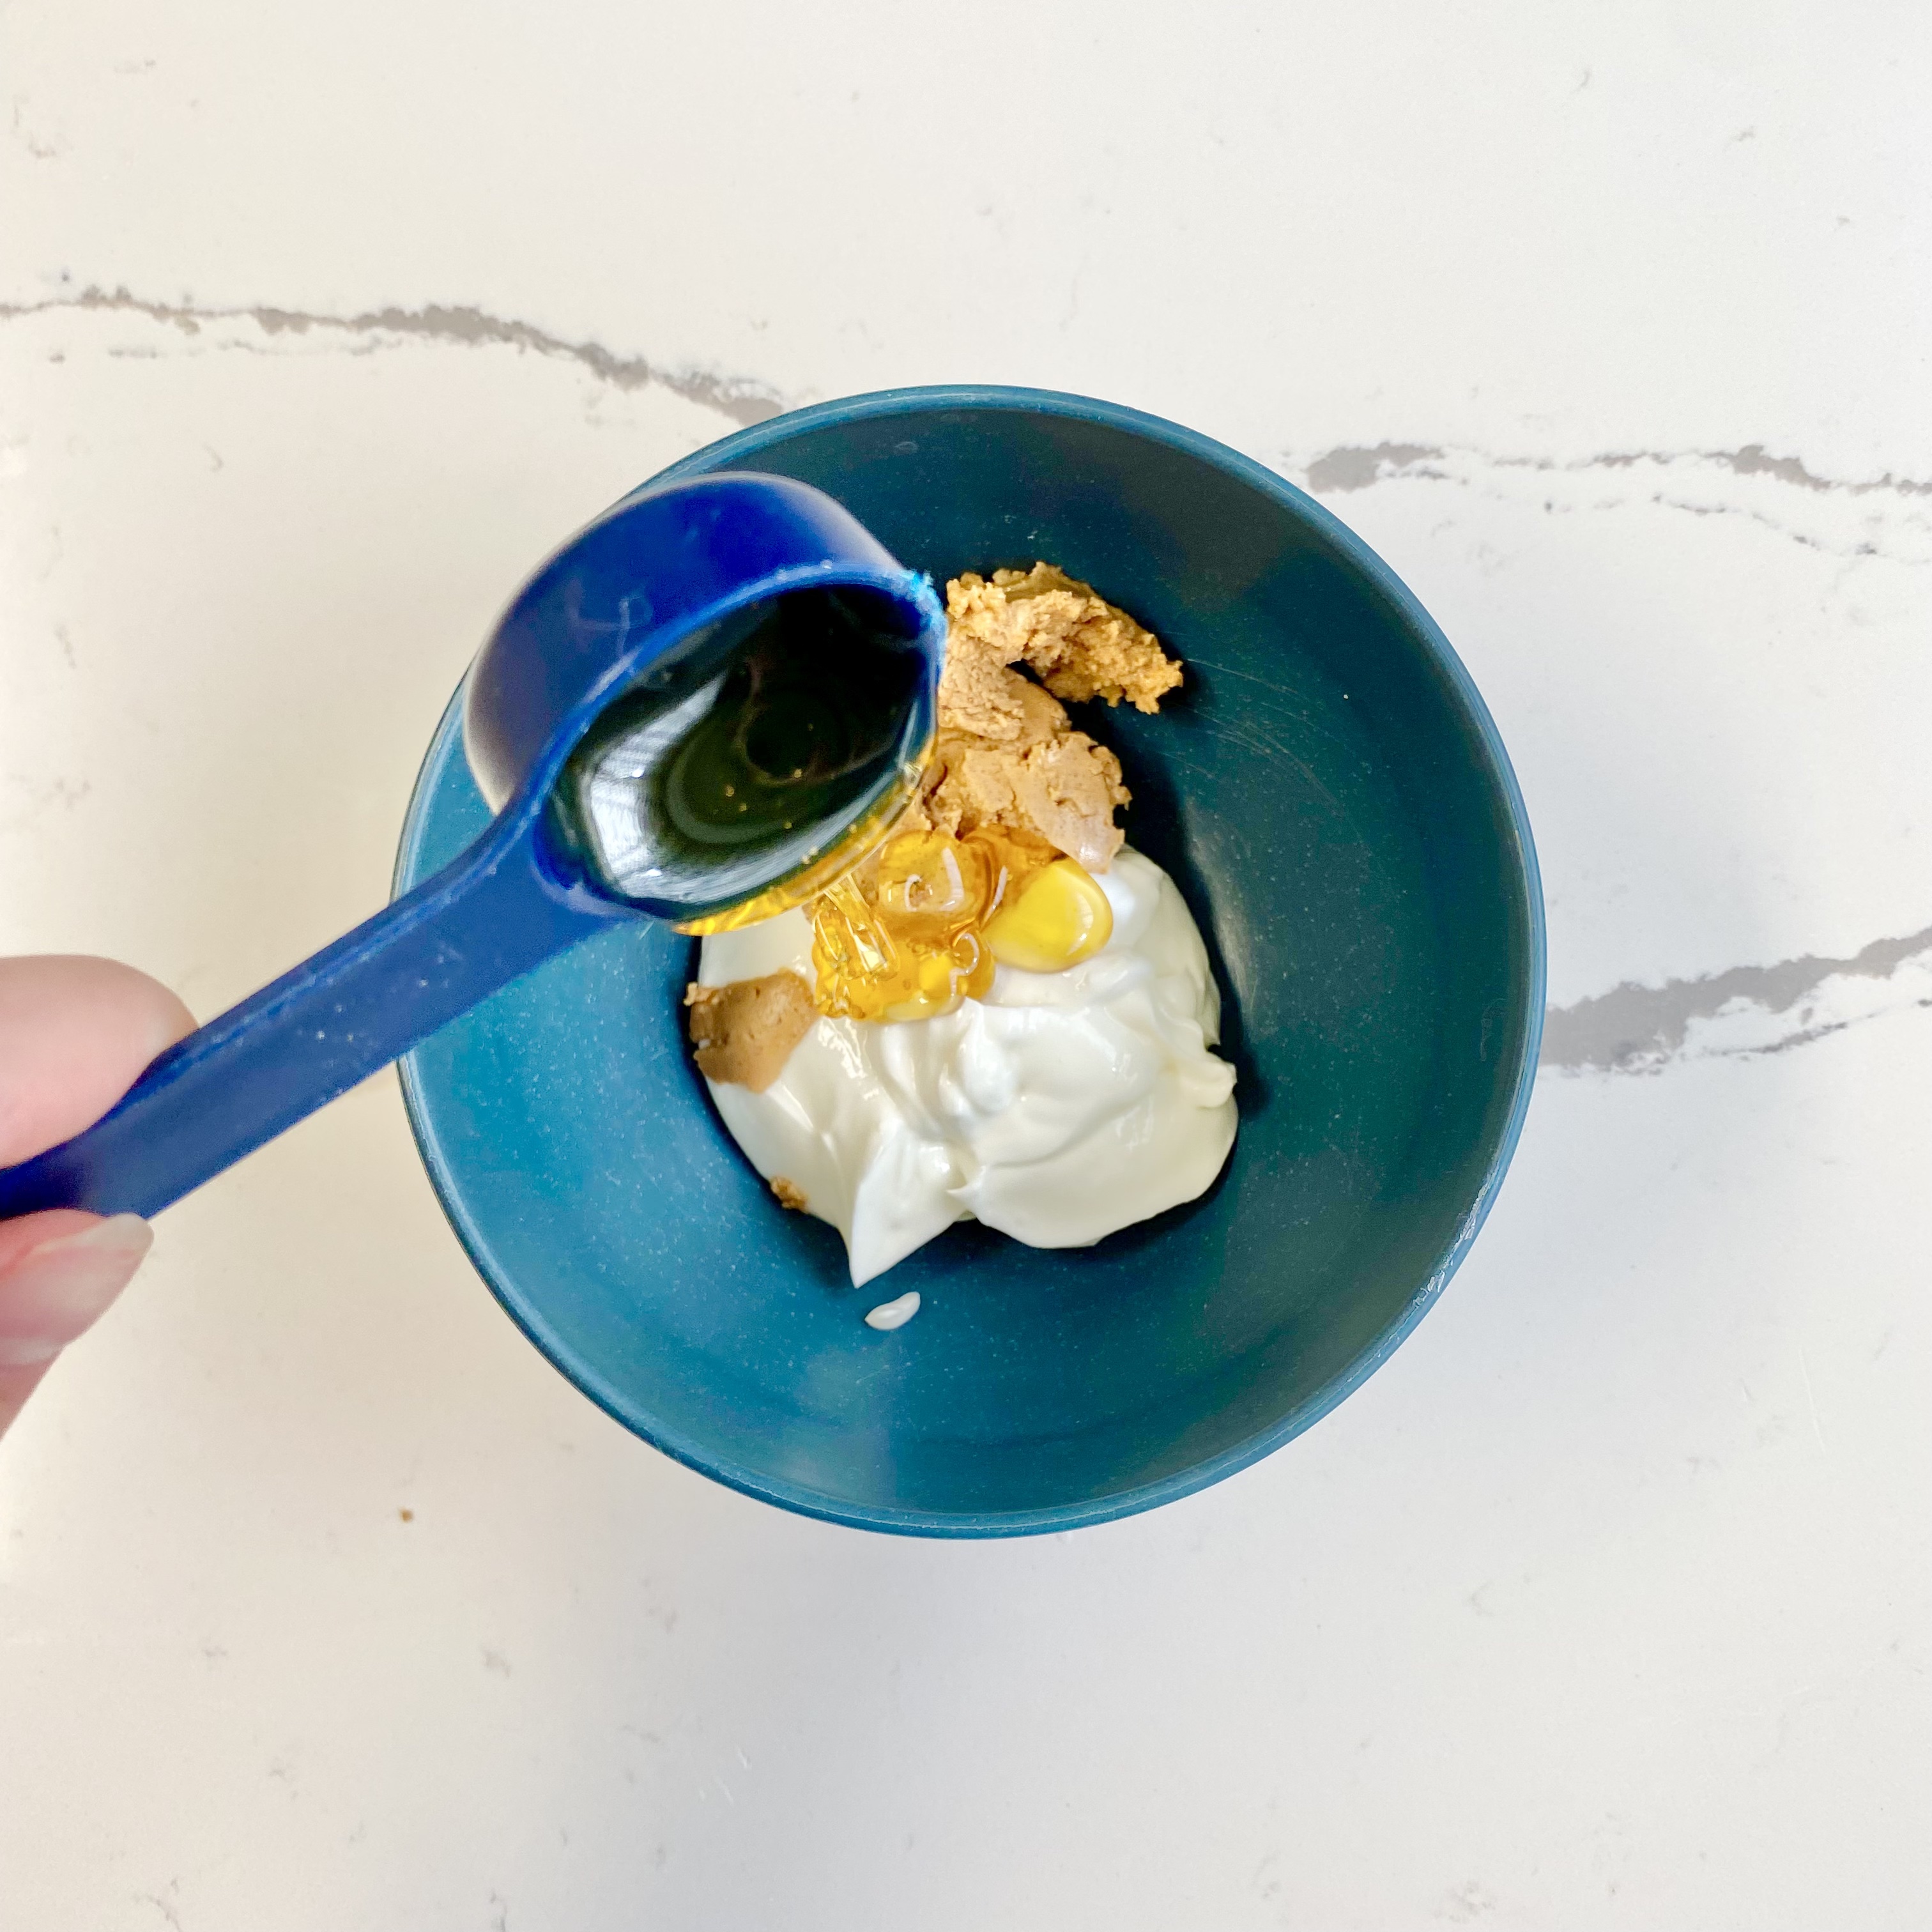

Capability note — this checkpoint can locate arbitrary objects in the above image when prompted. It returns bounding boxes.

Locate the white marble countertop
[3,5,1928,1928]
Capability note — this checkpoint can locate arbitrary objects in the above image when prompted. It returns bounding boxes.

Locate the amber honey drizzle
[813,824,1115,1023]
[674,778,922,938]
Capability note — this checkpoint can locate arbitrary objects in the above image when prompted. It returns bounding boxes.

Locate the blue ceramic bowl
[395,387,1544,1537]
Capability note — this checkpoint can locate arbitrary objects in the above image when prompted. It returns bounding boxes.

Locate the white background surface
[3,4,1929,1927]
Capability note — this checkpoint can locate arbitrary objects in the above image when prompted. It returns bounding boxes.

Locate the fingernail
[0,1335,64,1367]
[0,1214,152,1367]
[22,1213,155,1264]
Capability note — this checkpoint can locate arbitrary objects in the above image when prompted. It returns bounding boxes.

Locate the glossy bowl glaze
[395,387,1545,1536]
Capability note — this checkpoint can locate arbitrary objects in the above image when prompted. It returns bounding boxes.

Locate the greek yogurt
[696,848,1238,1285]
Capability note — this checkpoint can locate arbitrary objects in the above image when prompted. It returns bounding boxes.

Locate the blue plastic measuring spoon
[0,473,944,1221]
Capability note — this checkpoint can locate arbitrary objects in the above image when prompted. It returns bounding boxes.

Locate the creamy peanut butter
[908,564,1180,875]
[682,970,816,1091]
[687,564,1184,1085]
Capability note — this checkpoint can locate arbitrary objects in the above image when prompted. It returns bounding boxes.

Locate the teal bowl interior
[395,387,1544,1536]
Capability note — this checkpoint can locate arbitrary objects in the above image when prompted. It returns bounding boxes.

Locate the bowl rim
[395,383,1547,1538]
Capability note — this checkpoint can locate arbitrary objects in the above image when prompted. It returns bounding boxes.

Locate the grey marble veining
[0,282,786,424]
[1305,437,1932,500]
[1542,919,1932,1072]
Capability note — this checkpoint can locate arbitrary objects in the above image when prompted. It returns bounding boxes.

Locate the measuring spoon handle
[0,820,620,1221]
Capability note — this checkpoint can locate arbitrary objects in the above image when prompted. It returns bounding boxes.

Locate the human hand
[0,957,195,1440]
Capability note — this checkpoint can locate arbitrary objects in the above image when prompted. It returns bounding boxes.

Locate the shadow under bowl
[395,386,1545,1537]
